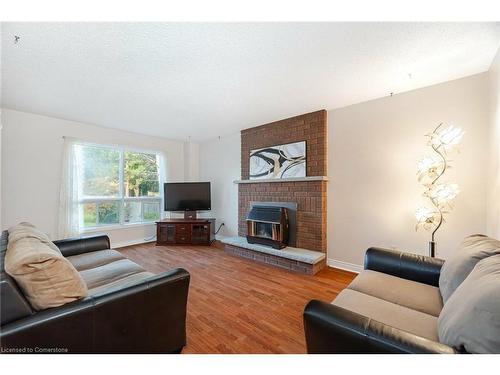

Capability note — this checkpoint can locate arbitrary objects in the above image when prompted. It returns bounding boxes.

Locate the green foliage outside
[79,146,160,227]
[143,202,160,221]
[83,204,97,227]
[98,202,120,224]
[124,151,159,197]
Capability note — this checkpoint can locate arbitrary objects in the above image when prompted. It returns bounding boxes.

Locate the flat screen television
[164,182,211,212]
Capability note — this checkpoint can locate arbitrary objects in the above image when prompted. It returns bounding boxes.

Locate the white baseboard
[113,239,156,249]
[327,258,363,273]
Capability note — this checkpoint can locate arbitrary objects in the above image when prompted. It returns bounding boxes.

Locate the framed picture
[249,140,306,180]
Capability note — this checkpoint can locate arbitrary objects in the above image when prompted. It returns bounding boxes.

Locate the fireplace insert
[246,206,289,249]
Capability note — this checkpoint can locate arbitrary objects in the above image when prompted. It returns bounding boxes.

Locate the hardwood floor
[118,242,356,354]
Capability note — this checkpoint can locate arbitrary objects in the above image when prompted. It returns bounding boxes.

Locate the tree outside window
[75,144,162,230]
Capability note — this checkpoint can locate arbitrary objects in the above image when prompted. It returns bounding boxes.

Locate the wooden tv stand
[156,218,215,246]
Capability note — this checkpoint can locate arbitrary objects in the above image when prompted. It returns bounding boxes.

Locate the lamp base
[429,241,436,258]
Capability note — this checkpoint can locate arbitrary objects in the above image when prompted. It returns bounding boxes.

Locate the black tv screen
[164,182,211,211]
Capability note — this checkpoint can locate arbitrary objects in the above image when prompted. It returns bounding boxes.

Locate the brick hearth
[224,244,326,275]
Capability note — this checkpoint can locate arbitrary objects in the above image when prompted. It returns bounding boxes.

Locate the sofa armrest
[53,235,111,257]
[0,268,190,353]
[303,300,455,354]
[364,247,444,287]
[87,267,190,353]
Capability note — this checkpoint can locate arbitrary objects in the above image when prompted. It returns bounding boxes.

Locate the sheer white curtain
[58,137,80,238]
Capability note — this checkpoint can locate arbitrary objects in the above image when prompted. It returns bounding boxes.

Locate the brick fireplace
[239,110,327,252]
[223,109,328,274]
[239,181,327,252]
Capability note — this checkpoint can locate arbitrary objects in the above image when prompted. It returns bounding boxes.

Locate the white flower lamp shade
[417,123,464,257]
[430,125,465,152]
[429,183,460,206]
[417,156,444,183]
[415,207,440,230]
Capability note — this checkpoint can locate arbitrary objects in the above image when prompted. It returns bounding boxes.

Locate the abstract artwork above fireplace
[249,140,306,180]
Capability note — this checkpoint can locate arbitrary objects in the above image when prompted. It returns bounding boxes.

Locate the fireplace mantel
[233,176,329,184]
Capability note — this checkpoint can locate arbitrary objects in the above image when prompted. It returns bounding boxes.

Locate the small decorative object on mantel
[249,140,306,180]
[415,123,465,257]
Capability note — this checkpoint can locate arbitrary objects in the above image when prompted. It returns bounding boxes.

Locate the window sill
[80,222,156,234]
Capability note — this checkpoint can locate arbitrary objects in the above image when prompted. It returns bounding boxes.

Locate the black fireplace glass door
[255,222,273,239]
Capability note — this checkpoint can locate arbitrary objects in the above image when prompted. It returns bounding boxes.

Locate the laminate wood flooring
[118,242,356,353]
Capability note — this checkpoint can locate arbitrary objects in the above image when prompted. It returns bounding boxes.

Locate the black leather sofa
[303,247,458,354]
[0,231,190,353]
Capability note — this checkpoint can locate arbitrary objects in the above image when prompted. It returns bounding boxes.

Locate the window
[75,143,162,230]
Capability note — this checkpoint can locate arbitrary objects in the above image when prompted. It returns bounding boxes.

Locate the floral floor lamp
[415,123,465,257]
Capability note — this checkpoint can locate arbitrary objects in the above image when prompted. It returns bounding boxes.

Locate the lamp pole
[429,236,436,258]
[427,124,447,258]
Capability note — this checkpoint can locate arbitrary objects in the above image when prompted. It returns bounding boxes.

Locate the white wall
[199,133,240,238]
[183,141,200,182]
[1,109,190,247]
[198,74,490,269]
[328,73,489,268]
[487,48,500,239]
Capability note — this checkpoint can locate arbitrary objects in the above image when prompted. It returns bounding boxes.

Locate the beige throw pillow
[439,234,500,302]
[5,223,88,310]
[8,222,62,253]
[438,254,500,353]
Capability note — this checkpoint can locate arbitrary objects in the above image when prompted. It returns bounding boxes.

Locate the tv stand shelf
[156,218,215,246]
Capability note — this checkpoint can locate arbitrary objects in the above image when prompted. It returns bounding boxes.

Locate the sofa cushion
[87,271,155,296]
[348,270,443,316]
[332,289,439,341]
[5,223,88,310]
[439,234,500,302]
[79,258,146,289]
[67,249,126,271]
[71,250,154,296]
[438,254,500,353]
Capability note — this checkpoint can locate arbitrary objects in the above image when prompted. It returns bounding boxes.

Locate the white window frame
[75,142,163,232]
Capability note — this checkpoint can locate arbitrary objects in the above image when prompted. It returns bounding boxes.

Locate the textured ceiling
[2,22,500,141]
